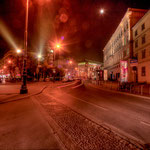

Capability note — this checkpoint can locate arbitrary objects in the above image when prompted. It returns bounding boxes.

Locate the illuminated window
[126,23,128,29]
[124,38,126,45]
[124,27,126,32]
[141,67,146,76]
[127,48,129,55]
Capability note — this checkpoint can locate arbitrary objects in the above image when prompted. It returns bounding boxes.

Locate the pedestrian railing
[90,79,150,96]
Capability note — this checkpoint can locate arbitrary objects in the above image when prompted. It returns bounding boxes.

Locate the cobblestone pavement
[35,94,144,150]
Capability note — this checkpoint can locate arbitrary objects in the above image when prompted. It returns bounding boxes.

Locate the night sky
[0,0,150,62]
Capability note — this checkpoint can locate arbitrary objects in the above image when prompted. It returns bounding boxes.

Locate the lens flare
[37,54,42,59]
[0,19,18,49]
[16,49,21,54]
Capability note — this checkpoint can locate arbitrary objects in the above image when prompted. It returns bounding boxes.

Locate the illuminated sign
[120,61,128,82]
[130,59,138,66]
[78,62,86,65]
[88,62,97,65]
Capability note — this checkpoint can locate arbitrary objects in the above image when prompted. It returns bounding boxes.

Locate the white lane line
[140,121,150,127]
[57,81,78,88]
[72,81,83,89]
[65,94,108,111]
[46,93,107,111]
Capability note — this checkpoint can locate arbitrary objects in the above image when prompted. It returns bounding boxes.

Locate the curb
[0,85,49,104]
[89,83,150,100]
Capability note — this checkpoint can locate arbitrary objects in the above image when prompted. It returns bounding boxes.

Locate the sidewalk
[0,82,62,150]
[90,80,150,97]
[0,82,50,103]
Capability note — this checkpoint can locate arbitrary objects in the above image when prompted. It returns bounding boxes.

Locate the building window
[124,38,126,45]
[142,49,146,59]
[141,67,146,76]
[126,23,128,29]
[124,27,126,32]
[127,48,129,55]
[135,30,138,36]
[126,34,129,42]
[141,23,145,31]
[135,40,138,48]
[142,35,146,44]
[123,50,126,57]
[135,53,138,60]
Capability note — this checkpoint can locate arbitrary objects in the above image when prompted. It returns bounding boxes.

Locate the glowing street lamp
[56,44,61,49]
[100,9,104,14]
[3,66,6,69]
[16,49,21,54]
[37,53,42,81]
[37,54,42,59]
[69,60,73,64]
[8,60,12,64]
[50,49,54,53]
[54,43,62,67]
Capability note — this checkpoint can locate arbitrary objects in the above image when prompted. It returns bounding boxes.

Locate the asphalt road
[44,81,150,145]
[0,81,150,149]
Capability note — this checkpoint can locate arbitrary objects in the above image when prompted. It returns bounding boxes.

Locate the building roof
[78,59,103,65]
[132,9,150,30]
[103,8,148,52]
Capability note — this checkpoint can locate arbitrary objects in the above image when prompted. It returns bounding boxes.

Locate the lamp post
[55,43,61,67]
[20,0,29,94]
[37,54,42,81]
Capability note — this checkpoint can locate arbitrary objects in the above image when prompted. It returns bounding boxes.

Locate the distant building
[103,8,147,82]
[78,59,103,80]
[45,44,54,68]
[132,10,150,83]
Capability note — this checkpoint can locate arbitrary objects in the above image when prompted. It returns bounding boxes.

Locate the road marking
[65,94,108,111]
[72,81,83,89]
[46,93,107,111]
[140,121,150,127]
[57,81,78,88]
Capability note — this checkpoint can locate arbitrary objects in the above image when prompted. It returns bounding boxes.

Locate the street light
[8,60,12,64]
[55,43,62,67]
[37,54,42,59]
[56,44,60,49]
[100,9,104,14]
[16,49,21,54]
[37,54,42,81]
[20,0,29,94]
[69,60,73,64]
